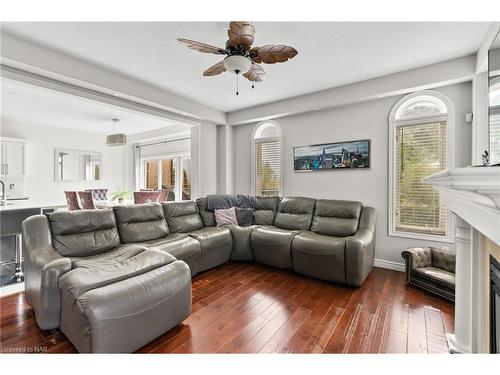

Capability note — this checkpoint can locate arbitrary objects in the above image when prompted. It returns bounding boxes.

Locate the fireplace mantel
[423,166,500,353]
[423,166,500,246]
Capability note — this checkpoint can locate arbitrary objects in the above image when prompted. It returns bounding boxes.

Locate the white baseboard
[374,258,405,272]
[0,282,24,297]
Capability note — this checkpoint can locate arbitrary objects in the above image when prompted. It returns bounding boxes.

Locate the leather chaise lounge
[22,195,376,353]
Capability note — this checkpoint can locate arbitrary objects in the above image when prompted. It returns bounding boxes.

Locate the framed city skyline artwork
[293,139,370,172]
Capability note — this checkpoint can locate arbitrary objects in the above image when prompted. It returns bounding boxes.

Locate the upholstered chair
[77,191,96,209]
[134,191,162,204]
[86,188,108,201]
[401,247,455,302]
[64,191,80,211]
[141,188,173,202]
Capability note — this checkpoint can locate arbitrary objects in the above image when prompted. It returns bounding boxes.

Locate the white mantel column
[448,217,473,353]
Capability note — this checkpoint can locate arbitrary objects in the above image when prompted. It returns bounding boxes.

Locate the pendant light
[106,118,127,146]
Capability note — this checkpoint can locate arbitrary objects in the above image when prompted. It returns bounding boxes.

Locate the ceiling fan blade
[250,45,298,64]
[243,63,265,82]
[177,38,227,55]
[227,21,255,50]
[203,60,227,76]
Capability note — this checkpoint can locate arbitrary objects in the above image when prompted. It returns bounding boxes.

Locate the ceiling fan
[178,21,298,95]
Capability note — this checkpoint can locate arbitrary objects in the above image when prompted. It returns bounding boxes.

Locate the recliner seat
[114,203,201,275]
[163,201,233,272]
[251,197,316,269]
[23,209,192,353]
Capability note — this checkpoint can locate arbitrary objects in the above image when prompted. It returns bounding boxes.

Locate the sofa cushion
[254,197,279,225]
[292,231,346,283]
[58,254,191,353]
[250,225,301,269]
[70,244,148,269]
[187,227,233,272]
[414,267,455,289]
[196,197,216,227]
[235,208,254,226]
[162,201,204,233]
[311,199,362,237]
[431,247,455,273]
[143,233,201,276]
[226,224,255,261]
[113,204,169,243]
[47,209,120,257]
[59,248,176,298]
[273,197,316,230]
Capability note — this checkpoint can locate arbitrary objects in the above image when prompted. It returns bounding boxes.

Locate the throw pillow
[214,207,238,226]
[235,208,254,226]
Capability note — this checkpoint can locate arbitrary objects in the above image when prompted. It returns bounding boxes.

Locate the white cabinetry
[0,138,26,177]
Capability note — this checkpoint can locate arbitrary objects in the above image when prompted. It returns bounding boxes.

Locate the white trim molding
[374,259,405,273]
[0,282,24,297]
[388,90,456,243]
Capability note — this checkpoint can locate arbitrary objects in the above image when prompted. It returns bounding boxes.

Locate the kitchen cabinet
[0,137,26,177]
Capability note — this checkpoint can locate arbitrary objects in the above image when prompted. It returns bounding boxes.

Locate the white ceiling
[0,79,188,135]
[1,22,490,112]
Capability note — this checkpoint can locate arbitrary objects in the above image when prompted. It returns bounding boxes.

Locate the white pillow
[214,207,238,226]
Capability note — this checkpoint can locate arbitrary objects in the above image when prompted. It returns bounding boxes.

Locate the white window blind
[490,107,500,165]
[255,140,280,197]
[394,121,448,236]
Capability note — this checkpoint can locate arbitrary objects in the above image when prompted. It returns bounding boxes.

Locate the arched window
[490,77,500,164]
[389,91,454,242]
[252,121,282,197]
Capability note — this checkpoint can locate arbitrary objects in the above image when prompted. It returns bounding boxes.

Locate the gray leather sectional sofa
[22,196,376,353]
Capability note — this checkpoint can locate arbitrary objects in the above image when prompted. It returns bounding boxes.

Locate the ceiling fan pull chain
[252,82,255,89]
[236,73,239,96]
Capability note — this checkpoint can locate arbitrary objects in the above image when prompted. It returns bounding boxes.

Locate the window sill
[388,230,455,244]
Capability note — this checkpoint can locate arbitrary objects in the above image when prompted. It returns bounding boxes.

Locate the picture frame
[293,139,371,172]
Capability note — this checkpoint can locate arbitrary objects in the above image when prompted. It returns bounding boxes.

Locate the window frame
[388,90,455,243]
[251,120,283,197]
[139,152,191,202]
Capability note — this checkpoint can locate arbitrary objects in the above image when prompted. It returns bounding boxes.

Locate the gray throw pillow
[235,208,254,226]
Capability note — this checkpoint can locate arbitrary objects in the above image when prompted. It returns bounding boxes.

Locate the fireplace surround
[423,166,500,353]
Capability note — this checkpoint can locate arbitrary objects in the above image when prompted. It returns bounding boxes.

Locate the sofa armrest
[22,215,72,330]
[401,248,432,282]
[401,247,432,270]
[345,206,376,286]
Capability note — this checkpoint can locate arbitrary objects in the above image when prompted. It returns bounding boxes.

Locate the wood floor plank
[0,262,454,354]
[383,329,407,353]
[407,306,428,353]
[424,306,446,337]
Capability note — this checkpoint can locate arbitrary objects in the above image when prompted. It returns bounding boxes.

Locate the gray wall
[232,82,472,265]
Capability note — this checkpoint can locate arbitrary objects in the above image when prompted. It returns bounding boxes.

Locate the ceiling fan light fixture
[223,55,252,74]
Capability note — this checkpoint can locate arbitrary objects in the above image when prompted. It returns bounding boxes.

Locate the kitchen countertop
[0,201,67,212]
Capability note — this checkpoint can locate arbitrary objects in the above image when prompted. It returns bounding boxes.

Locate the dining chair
[78,191,96,209]
[86,188,108,201]
[64,191,81,211]
[140,188,171,202]
[134,191,162,204]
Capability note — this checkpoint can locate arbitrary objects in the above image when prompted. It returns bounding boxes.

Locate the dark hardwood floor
[0,262,454,353]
